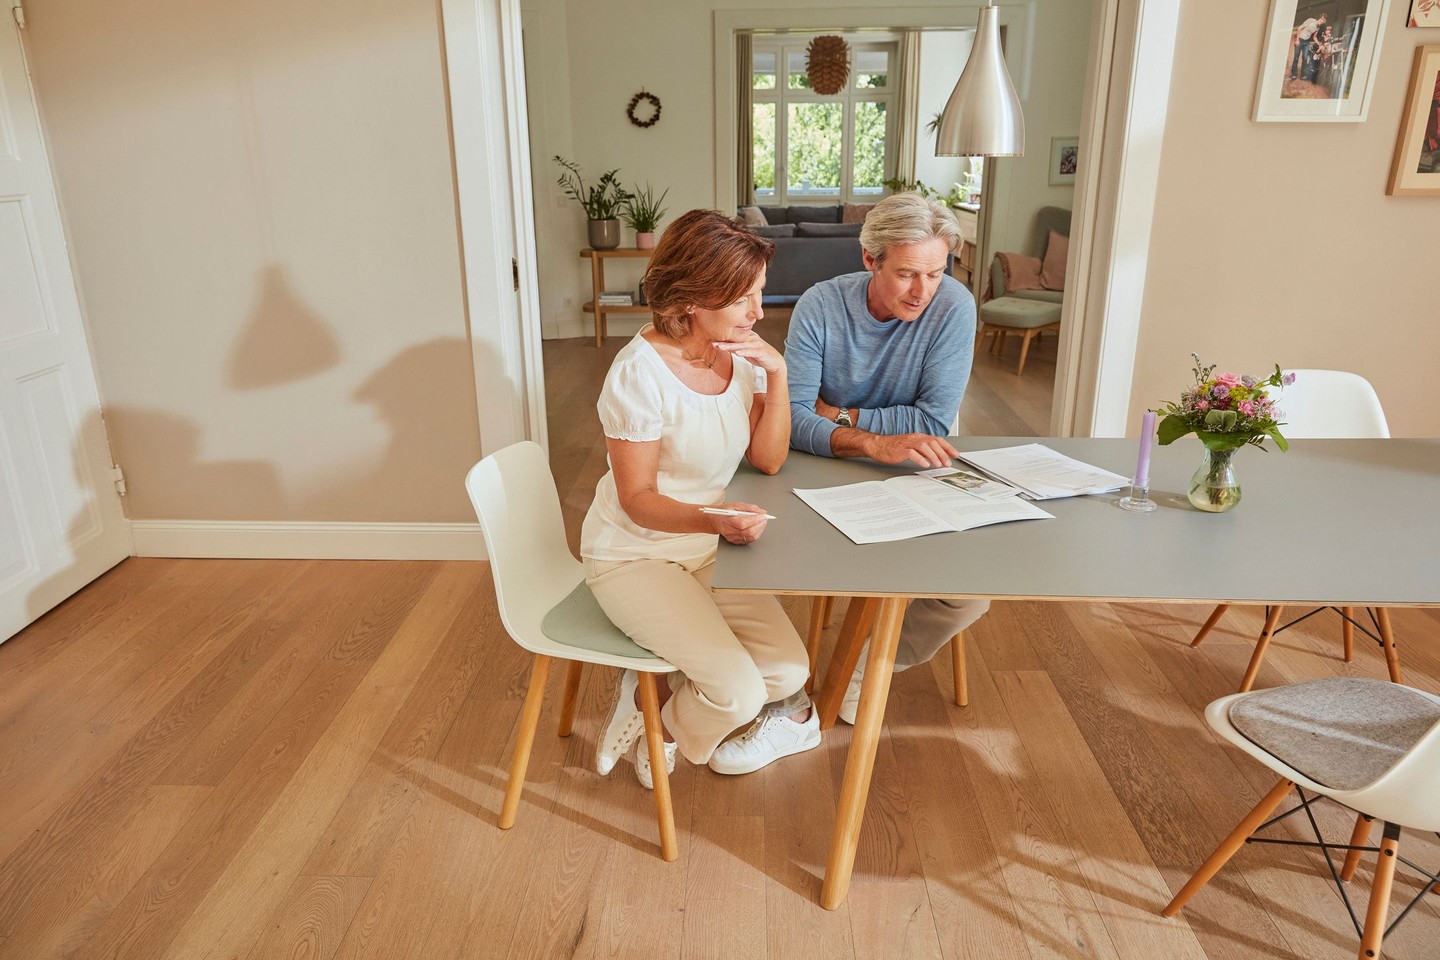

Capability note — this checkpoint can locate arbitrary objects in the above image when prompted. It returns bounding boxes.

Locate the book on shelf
[792,471,1052,545]
[597,290,634,306]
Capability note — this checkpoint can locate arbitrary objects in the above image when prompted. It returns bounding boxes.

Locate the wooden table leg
[1376,607,1403,684]
[804,596,835,694]
[815,597,879,729]
[820,595,908,910]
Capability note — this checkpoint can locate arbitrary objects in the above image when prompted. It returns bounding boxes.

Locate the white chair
[465,441,679,861]
[1164,677,1440,959]
[1189,370,1402,691]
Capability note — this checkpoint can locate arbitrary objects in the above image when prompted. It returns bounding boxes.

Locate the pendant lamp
[935,3,1024,157]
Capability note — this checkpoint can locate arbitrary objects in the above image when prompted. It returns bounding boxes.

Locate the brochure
[793,473,1053,545]
[954,443,1129,500]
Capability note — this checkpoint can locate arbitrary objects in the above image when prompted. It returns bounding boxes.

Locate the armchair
[976,207,1072,375]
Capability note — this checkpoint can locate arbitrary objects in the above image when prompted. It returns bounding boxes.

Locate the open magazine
[793,471,1053,545]
[953,443,1128,500]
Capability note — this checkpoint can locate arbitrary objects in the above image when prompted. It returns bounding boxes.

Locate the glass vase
[1187,446,1241,512]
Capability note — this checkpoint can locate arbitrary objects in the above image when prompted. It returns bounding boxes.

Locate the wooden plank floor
[0,334,1435,959]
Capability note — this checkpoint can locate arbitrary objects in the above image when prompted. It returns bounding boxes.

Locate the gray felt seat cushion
[979,297,1062,329]
[540,581,661,660]
[1229,677,1440,791]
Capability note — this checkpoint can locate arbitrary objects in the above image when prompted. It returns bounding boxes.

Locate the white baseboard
[129,520,488,561]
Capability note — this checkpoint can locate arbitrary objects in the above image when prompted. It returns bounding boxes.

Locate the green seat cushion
[980,297,1063,329]
[1229,677,1440,791]
[540,581,661,660]
[1013,288,1064,304]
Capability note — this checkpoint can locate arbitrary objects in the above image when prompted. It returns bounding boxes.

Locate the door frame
[446,0,1180,444]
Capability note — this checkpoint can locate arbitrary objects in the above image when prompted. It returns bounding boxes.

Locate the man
[1290,12,1326,83]
[783,191,988,723]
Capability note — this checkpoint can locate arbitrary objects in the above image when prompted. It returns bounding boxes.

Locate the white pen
[700,507,778,520]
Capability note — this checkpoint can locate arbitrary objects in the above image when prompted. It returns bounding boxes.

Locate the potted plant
[554,156,630,250]
[622,183,669,250]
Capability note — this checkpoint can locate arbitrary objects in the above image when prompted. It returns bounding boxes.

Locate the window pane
[752,50,776,90]
[787,51,812,90]
[854,49,889,88]
[752,103,776,195]
[853,101,887,189]
[787,102,842,195]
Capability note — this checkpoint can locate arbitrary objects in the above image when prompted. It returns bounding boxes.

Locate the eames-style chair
[465,441,679,861]
[1188,370,1402,691]
[1164,677,1440,959]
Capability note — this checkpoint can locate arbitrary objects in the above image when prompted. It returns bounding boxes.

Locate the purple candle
[1135,411,1157,487]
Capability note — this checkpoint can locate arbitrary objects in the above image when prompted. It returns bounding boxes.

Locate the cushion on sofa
[795,222,863,238]
[751,224,797,238]
[758,205,789,226]
[738,205,767,227]
[842,202,876,224]
[786,205,842,224]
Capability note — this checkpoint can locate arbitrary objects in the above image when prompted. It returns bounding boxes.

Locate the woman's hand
[707,501,770,545]
[714,332,785,378]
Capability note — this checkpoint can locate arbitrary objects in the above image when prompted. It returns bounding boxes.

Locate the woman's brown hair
[642,210,775,339]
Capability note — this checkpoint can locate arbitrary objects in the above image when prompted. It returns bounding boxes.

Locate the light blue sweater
[784,271,975,457]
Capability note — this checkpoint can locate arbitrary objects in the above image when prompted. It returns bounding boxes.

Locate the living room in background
[750,35,898,205]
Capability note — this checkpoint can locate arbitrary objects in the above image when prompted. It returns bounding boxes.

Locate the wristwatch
[835,408,852,428]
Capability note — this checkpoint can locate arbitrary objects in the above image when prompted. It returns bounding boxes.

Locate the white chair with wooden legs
[465,441,679,861]
[1163,677,1440,960]
[805,597,968,722]
[1188,371,1401,691]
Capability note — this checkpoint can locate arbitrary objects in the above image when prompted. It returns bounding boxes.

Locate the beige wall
[524,0,1092,340]
[26,0,481,523]
[1132,2,1436,436]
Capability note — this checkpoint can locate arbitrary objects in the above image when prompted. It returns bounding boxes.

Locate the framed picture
[1254,0,1392,122]
[1409,0,1440,26]
[1048,137,1079,185]
[1387,46,1440,195]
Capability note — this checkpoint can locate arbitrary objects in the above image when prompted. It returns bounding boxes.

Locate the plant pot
[587,218,621,251]
[635,231,656,250]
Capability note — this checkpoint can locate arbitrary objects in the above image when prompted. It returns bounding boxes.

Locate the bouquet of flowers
[1156,355,1294,453]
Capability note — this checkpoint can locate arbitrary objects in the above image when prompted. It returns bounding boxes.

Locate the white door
[0,11,129,643]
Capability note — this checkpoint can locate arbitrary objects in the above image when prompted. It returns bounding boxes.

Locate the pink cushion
[1040,230,1068,291]
[996,252,1044,295]
[842,203,875,224]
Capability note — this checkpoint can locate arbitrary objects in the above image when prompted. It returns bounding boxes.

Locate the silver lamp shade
[935,4,1025,157]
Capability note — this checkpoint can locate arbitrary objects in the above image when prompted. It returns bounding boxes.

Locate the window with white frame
[751,37,897,203]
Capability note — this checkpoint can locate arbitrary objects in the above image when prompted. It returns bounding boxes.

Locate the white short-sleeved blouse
[580,328,765,563]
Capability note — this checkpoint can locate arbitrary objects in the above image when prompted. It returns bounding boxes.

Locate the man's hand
[860,432,959,469]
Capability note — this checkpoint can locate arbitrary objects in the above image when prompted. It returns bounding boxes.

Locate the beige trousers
[584,551,809,765]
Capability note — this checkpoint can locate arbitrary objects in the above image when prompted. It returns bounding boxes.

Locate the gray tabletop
[714,438,1440,607]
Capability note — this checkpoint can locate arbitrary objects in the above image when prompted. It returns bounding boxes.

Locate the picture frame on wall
[1048,137,1079,185]
[1409,0,1440,27]
[1386,46,1440,195]
[1254,0,1392,122]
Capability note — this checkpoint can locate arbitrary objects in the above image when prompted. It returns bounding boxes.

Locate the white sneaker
[595,669,643,775]
[634,729,678,790]
[707,710,821,775]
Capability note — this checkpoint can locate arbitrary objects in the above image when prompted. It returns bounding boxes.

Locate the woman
[581,209,818,788]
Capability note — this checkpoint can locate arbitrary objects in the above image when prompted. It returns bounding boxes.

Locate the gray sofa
[744,205,867,305]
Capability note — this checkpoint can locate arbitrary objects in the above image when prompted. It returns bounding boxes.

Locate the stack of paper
[954,443,1128,500]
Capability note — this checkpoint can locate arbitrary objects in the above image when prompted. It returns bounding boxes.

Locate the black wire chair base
[1244,788,1439,941]
[1267,604,1387,651]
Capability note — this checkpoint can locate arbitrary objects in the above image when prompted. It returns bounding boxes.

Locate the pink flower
[1238,400,1256,416]
[1197,399,1210,411]
[1213,372,1242,388]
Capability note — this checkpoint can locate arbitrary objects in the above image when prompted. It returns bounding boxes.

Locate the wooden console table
[580,248,652,347]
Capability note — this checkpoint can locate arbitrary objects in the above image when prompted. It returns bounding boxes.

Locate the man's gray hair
[859,192,962,263]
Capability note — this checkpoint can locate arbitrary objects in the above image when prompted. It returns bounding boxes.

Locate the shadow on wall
[25,409,105,620]
[227,264,342,389]
[102,406,286,520]
[298,337,482,523]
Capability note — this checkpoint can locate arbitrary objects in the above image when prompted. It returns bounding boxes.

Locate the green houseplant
[622,183,669,250]
[555,156,630,250]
